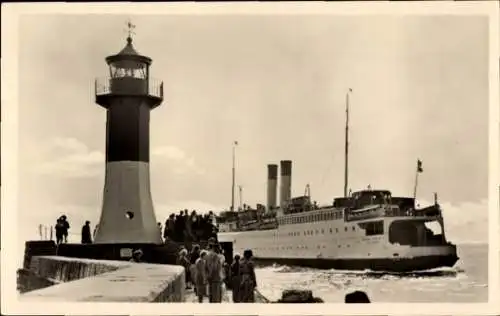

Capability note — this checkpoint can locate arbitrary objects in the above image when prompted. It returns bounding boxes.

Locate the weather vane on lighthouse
[125,18,136,41]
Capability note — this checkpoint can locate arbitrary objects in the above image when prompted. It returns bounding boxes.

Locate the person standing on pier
[205,239,223,302]
[230,254,241,302]
[81,221,92,244]
[55,218,64,245]
[164,214,174,241]
[177,248,192,289]
[239,249,257,302]
[194,250,208,303]
[60,215,70,243]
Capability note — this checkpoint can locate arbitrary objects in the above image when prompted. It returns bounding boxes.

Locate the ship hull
[253,253,459,272]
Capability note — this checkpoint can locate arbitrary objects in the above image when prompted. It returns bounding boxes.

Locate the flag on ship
[417,159,423,173]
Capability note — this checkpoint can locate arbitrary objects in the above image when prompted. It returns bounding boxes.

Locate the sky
[16,14,489,244]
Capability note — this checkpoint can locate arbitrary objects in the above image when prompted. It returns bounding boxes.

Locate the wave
[263,263,463,279]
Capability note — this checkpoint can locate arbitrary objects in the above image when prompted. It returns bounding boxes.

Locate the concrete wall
[19,256,185,302]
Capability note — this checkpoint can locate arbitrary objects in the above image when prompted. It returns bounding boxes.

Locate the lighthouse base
[95,161,162,244]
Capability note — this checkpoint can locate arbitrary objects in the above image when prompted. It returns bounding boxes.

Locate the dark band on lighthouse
[106,101,151,162]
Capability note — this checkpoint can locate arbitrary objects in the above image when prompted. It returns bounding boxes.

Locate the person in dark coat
[60,215,70,243]
[81,220,92,244]
[189,244,201,292]
[55,217,64,245]
[239,249,257,302]
[230,254,241,302]
[164,214,175,241]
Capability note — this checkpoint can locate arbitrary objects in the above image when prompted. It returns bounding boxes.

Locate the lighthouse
[93,23,164,244]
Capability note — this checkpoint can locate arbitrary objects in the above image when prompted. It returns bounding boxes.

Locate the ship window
[352,226,355,231]
[321,229,324,234]
[344,227,348,232]
[336,228,339,233]
[330,228,333,233]
[362,220,384,236]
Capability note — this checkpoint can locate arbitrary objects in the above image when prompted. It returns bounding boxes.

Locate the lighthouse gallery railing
[95,77,164,99]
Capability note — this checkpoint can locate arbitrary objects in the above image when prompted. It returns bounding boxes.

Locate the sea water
[255,243,488,302]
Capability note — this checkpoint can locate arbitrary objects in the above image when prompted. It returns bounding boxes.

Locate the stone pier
[18,255,185,302]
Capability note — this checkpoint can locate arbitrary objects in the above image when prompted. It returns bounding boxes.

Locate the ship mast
[344,88,352,197]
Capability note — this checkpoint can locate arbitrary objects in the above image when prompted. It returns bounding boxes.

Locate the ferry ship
[217,180,459,272]
[216,92,458,272]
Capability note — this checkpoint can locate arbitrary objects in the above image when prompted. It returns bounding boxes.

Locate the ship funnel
[267,164,278,211]
[280,160,292,208]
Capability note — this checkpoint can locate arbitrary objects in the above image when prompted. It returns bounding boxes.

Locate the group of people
[175,237,257,303]
[53,209,218,246]
[162,210,218,243]
[54,215,70,245]
[53,215,96,245]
